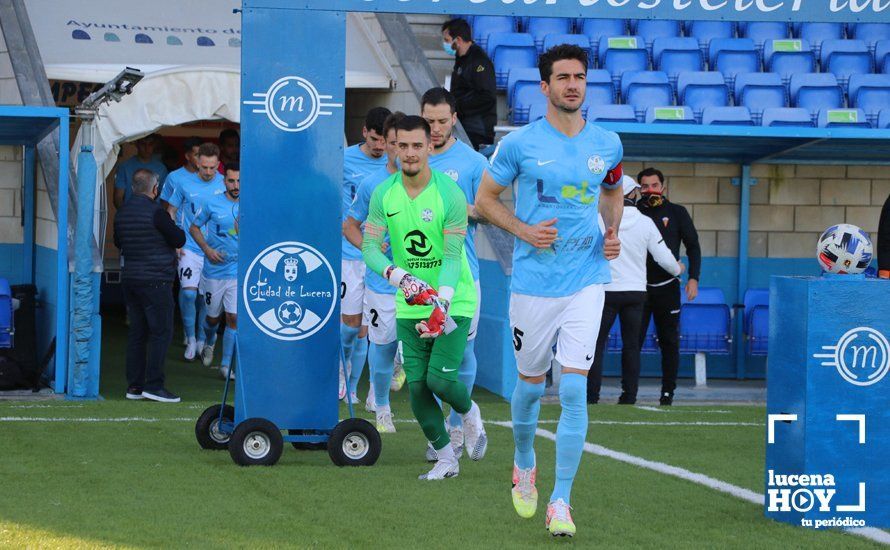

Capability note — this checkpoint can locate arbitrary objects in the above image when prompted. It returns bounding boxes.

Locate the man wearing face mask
[441,18,497,151]
[636,167,701,406]
[114,169,186,403]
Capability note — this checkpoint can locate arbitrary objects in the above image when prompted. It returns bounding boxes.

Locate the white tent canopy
[26,0,397,88]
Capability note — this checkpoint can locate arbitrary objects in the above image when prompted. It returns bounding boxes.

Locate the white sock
[376,404,391,415]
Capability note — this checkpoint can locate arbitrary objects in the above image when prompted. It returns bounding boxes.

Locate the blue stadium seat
[606,315,622,352]
[761,107,815,127]
[472,16,516,51]
[653,37,703,89]
[586,104,638,122]
[702,106,754,125]
[849,23,889,54]
[579,19,627,58]
[735,72,787,124]
[764,39,816,86]
[633,20,682,54]
[679,304,732,354]
[876,40,890,74]
[622,70,673,120]
[512,90,546,125]
[740,21,790,54]
[527,100,548,125]
[526,17,573,53]
[584,69,617,107]
[687,21,737,58]
[488,33,538,90]
[790,73,844,121]
[599,36,649,85]
[743,288,768,334]
[709,38,760,89]
[848,74,890,126]
[684,286,726,304]
[798,22,845,58]
[0,278,11,349]
[506,67,541,107]
[748,305,769,356]
[678,71,729,122]
[645,106,696,124]
[542,33,594,61]
[880,109,890,129]
[817,108,871,128]
[821,39,873,91]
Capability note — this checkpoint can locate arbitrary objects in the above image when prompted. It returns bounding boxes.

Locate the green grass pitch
[0,317,884,549]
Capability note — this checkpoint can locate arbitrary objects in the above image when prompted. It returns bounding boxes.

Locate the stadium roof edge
[495,124,890,165]
[242,0,890,24]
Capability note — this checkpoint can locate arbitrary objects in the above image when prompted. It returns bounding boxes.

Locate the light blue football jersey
[159,166,197,205]
[349,166,396,296]
[487,119,623,297]
[192,193,239,280]
[169,173,226,254]
[115,156,168,204]
[342,144,388,262]
[429,139,487,282]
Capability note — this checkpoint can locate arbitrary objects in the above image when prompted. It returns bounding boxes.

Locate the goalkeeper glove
[385,265,438,306]
[415,297,455,339]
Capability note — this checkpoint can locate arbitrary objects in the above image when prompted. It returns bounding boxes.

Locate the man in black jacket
[637,167,702,406]
[114,169,186,403]
[441,18,497,150]
[879,193,889,279]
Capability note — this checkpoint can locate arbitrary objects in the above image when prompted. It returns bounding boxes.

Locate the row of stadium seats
[466,15,888,57]
[606,287,769,357]
[508,69,890,127]
[488,33,890,91]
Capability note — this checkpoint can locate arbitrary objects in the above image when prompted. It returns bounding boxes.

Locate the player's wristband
[438,286,455,305]
[385,265,409,287]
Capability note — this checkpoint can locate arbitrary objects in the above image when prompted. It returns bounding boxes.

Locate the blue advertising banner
[245,0,889,23]
[766,276,889,529]
[237,7,345,430]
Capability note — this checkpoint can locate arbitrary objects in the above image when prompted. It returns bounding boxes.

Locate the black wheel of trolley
[195,404,235,450]
[287,429,328,451]
[228,418,284,466]
[327,418,381,467]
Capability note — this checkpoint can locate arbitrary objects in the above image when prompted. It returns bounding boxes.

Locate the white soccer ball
[816,224,873,275]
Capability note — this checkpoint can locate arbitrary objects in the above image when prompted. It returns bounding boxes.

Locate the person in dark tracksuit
[636,167,701,406]
[879,193,889,279]
[441,18,497,150]
[114,169,186,403]
[589,176,683,405]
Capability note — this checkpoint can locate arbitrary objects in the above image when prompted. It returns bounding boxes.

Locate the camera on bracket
[80,67,144,110]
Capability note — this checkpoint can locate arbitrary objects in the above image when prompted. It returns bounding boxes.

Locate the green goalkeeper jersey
[362,169,477,320]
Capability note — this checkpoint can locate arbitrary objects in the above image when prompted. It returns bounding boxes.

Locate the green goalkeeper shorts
[396,316,471,384]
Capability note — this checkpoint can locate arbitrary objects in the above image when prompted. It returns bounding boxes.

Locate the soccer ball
[816,224,873,275]
[277,300,303,326]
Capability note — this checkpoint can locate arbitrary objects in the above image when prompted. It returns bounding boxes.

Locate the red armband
[603,162,623,188]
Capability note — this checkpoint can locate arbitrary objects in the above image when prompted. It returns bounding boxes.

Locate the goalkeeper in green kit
[362,115,487,480]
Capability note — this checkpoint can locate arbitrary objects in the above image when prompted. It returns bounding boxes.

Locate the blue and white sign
[244,76,343,133]
[813,326,890,387]
[243,242,337,341]
[244,0,889,23]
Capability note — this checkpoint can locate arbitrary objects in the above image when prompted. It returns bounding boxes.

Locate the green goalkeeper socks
[408,380,449,450]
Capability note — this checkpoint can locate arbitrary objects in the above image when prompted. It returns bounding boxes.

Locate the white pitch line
[489,421,890,546]
[388,418,759,427]
[635,405,666,413]
[0,417,193,422]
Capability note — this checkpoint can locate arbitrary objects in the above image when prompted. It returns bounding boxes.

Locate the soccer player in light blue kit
[160,137,202,347]
[476,45,624,537]
[167,143,226,363]
[343,111,405,433]
[113,135,168,208]
[421,87,489,462]
[189,164,240,380]
[340,107,390,402]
